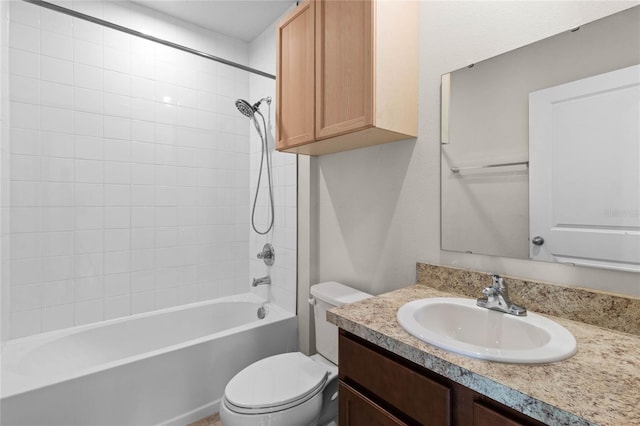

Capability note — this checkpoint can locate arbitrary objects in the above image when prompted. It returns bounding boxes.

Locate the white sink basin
[397,297,577,363]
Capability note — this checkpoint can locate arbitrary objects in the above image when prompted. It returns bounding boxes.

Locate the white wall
[304,1,640,311]
[4,1,255,339]
[1,0,9,343]
[248,13,298,314]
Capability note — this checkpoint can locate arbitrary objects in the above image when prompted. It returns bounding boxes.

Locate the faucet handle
[488,273,504,289]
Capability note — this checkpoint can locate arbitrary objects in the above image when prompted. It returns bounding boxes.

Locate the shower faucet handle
[257,243,275,266]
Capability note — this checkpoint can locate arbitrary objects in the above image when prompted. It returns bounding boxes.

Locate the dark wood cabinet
[339,382,408,426]
[339,330,547,426]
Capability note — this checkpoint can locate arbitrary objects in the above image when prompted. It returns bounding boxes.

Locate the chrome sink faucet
[476,274,527,316]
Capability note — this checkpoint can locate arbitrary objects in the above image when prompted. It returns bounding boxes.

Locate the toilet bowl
[220,282,371,426]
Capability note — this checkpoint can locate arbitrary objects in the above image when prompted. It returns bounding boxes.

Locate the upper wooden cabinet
[276,0,418,156]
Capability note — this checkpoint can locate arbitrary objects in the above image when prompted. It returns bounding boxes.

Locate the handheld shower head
[235,99,255,118]
[235,97,272,119]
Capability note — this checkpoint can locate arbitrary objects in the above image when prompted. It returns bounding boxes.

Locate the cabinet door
[315,0,374,140]
[276,0,315,150]
[339,382,408,426]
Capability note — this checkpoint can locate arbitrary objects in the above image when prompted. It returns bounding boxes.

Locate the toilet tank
[310,282,372,364]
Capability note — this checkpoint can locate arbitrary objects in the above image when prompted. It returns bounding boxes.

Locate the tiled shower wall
[3,1,288,339]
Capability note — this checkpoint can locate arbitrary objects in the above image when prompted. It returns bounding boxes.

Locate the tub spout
[252,276,271,287]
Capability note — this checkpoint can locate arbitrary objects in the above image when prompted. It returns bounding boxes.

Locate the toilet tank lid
[310,281,372,306]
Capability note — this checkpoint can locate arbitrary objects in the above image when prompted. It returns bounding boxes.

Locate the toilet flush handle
[308,296,316,306]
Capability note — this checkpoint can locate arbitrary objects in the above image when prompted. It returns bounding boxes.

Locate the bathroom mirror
[440,6,640,272]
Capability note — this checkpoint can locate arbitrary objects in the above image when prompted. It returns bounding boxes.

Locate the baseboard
[160,399,221,426]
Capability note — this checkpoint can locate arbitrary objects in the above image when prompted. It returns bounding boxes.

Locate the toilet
[219,282,372,426]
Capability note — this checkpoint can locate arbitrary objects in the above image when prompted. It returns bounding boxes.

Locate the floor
[189,413,222,426]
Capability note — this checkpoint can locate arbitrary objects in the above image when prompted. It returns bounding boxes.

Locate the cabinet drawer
[474,402,531,426]
[340,382,408,426]
[339,333,451,425]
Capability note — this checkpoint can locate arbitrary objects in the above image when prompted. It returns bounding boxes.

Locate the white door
[529,64,640,272]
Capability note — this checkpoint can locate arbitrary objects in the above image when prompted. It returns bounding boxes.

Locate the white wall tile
[105,295,131,320]
[104,116,131,140]
[104,93,131,118]
[10,101,40,131]
[104,70,130,96]
[43,157,73,182]
[41,106,73,134]
[74,299,103,325]
[10,181,41,207]
[73,18,103,44]
[41,81,73,109]
[11,129,41,156]
[10,75,40,103]
[103,163,130,186]
[104,138,131,162]
[43,231,74,257]
[74,63,103,90]
[10,21,40,53]
[105,207,131,229]
[40,8,73,36]
[42,132,74,157]
[42,56,73,85]
[75,206,104,230]
[74,276,103,301]
[43,255,74,282]
[43,207,74,232]
[42,280,74,307]
[105,229,130,252]
[11,283,42,311]
[75,135,103,160]
[10,233,42,259]
[74,88,103,114]
[74,183,104,206]
[131,291,154,314]
[10,1,41,27]
[74,111,103,137]
[42,304,74,331]
[10,309,42,338]
[74,230,104,254]
[75,159,104,183]
[105,251,131,274]
[10,258,42,285]
[9,48,40,78]
[155,287,177,309]
[104,273,131,297]
[41,30,73,61]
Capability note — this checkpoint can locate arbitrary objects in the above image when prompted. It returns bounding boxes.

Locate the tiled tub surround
[417,263,640,336]
[3,1,296,339]
[328,284,640,424]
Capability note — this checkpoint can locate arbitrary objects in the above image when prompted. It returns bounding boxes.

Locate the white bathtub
[0,293,297,426]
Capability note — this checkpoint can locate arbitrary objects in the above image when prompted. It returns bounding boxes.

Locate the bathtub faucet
[252,276,271,287]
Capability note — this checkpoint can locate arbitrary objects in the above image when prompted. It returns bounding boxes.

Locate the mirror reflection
[441,6,640,272]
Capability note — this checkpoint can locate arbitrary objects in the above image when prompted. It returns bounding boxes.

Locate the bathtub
[0,293,297,426]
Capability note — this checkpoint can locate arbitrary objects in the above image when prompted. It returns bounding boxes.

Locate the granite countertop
[327,285,640,426]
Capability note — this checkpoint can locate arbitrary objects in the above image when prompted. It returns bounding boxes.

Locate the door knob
[532,236,545,246]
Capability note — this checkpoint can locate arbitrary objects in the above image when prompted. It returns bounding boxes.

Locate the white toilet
[220,282,372,426]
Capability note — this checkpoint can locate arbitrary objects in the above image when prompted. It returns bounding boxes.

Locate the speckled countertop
[328,285,640,426]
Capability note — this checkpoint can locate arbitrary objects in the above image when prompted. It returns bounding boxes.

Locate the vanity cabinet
[275,0,418,156]
[339,331,547,426]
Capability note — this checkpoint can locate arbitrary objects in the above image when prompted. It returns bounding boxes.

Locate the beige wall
[298,1,639,354]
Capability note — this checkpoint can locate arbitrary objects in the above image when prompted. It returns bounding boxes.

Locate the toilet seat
[224,352,328,415]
